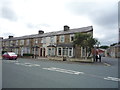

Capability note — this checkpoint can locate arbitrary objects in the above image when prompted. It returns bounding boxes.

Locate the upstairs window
[34,39,38,44]
[26,39,29,45]
[6,41,9,46]
[16,40,19,45]
[20,40,24,45]
[70,34,74,42]
[10,41,13,46]
[60,35,64,43]
[50,36,54,44]
[41,37,46,44]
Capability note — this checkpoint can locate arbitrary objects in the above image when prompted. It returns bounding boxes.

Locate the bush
[23,53,34,56]
[2,51,7,54]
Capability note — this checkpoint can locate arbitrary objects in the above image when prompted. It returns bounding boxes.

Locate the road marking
[103,63,111,66]
[33,64,40,67]
[104,77,120,82]
[15,62,21,65]
[4,60,19,63]
[24,63,31,65]
[15,62,40,67]
[42,67,84,75]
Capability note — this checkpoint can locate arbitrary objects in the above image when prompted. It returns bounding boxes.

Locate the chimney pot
[38,30,44,34]
[64,25,70,31]
[9,36,13,39]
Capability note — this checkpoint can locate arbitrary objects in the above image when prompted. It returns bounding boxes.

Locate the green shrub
[23,53,34,56]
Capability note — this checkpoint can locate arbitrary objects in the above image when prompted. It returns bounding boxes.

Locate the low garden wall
[47,56,93,63]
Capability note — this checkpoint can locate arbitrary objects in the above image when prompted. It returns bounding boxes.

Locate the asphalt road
[2,57,119,88]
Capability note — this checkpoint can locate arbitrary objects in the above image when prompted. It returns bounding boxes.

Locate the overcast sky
[0,0,119,46]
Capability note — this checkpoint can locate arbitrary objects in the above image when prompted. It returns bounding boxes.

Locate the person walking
[96,55,98,62]
[97,54,101,62]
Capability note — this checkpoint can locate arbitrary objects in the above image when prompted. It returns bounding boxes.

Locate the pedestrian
[95,55,98,62]
[97,54,101,62]
[21,49,23,57]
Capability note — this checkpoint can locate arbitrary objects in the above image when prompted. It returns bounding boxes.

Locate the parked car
[2,52,18,60]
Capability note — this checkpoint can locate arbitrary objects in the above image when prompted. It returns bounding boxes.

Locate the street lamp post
[93,45,96,62]
[0,37,3,59]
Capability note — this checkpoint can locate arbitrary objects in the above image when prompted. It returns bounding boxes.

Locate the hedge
[23,53,34,56]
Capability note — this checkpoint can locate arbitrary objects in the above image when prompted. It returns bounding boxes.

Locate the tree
[110,43,117,46]
[99,45,109,49]
[73,32,99,58]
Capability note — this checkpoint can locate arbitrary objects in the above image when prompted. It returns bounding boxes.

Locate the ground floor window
[81,47,86,57]
[69,48,72,57]
[57,47,73,57]
[48,48,55,56]
[48,48,51,56]
[58,48,62,56]
[63,48,66,55]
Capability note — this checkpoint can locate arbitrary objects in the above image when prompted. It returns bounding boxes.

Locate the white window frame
[48,47,55,56]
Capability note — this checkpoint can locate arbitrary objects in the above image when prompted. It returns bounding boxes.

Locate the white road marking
[15,63,21,65]
[14,62,40,67]
[103,63,111,66]
[4,60,18,63]
[33,64,40,67]
[24,64,32,67]
[42,67,84,75]
[4,60,119,82]
[104,77,120,82]
[24,63,31,65]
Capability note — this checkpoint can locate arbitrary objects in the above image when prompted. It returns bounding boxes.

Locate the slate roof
[3,26,93,41]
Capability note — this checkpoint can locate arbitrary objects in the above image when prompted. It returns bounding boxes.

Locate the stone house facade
[2,26,93,60]
[107,44,120,58]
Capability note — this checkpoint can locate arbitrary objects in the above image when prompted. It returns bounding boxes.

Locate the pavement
[0,59,2,90]
[25,56,117,67]
[2,57,119,88]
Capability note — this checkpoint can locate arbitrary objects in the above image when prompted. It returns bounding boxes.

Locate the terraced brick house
[2,26,93,60]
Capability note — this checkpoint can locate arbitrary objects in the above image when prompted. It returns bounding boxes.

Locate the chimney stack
[8,36,13,39]
[64,25,70,31]
[38,30,44,34]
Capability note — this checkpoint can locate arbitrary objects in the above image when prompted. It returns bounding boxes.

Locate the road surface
[2,57,119,88]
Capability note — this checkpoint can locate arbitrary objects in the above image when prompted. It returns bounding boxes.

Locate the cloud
[0,0,118,45]
[1,6,18,21]
[26,23,50,29]
[118,1,120,28]
[66,1,118,29]
[65,0,118,45]
[2,32,15,38]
